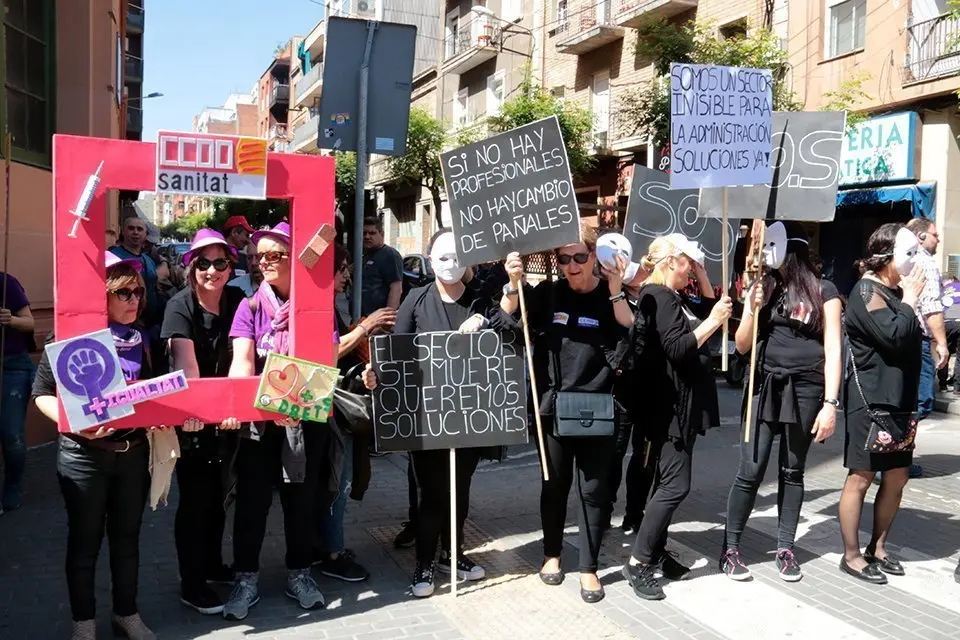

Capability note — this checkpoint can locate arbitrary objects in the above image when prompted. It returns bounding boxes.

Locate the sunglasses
[196,257,231,272]
[112,287,145,302]
[257,251,289,265]
[337,263,351,274]
[556,252,590,266]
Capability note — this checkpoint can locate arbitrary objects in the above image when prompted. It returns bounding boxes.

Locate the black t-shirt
[161,286,247,377]
[395,284,493,334]
[361,244,403,316]
[757,277,840,376]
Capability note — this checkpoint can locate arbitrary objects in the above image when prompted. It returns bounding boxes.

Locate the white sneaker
[412,562,436,598]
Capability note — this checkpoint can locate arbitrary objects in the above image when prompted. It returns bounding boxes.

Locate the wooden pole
[721,187,729,372]
[517,284,550,481]
[449,447,458,599]
[742,223,766,444]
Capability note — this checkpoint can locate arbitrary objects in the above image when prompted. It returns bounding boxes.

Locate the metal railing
[905,12,960,82]
[126,105,142,132]
[124,53,143,82]
[269,124,289,139]
[127,3,144,32]
[576,0,613,32]
[270,83,290,105]
[295,62,323,102]
[444,16,500,61]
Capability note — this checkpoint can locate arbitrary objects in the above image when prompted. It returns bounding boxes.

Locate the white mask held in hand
[429,232,467,284]
[762,222,788,269]
[596,233,633,270]
[893,227,920,275]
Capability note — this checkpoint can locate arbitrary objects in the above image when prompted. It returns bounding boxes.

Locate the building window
[454,88,469,129]
[591,71,610,136]
[720,19,747,40]
[552,0,569,34]
[486,70,505,116]
[827,0,866,58]
[4,0,55,166]
[445,9,460,60]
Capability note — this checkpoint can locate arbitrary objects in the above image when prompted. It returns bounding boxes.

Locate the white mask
[596,233,633,270]
[763,222,788,270]
[429,232,466,284]
[893,227,919,275]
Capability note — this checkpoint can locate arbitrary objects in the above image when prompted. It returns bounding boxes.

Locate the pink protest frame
[53,134,335,431]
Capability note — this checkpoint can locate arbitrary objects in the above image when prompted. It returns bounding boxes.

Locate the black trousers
[56,436,150,622]
[175,438,227,589]
[232,427,324,573]
[609,401,657,524]
[407,455,419,523]
[631,434,697,564]
[541,418,616,573]
[410,448,481,565]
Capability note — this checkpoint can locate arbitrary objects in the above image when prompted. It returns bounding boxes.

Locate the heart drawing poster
[254,353,340,423]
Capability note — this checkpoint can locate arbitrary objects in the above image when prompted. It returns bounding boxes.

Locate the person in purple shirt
[219,222,326,621]
[0,271,35,513]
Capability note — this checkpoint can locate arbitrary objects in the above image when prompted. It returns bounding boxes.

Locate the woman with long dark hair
[720,222,843,582]
[838,223,924,585]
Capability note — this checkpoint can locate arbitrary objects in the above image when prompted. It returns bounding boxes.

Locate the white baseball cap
[663,233,705,266]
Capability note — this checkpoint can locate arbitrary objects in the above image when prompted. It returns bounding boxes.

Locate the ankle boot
[71,619,96,640]
[110,613,156,640]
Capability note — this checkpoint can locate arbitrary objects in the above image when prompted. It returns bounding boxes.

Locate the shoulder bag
[848,343,917,454]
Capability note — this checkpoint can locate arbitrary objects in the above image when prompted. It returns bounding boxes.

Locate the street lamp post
[121,91,163,138]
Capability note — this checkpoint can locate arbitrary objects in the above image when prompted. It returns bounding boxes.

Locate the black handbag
[554,390,615,437]
[848,345,917,454]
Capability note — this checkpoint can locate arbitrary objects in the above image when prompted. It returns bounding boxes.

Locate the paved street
[4,385,960,639]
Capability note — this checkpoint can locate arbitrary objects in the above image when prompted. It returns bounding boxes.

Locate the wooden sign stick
[450,447,458,599]
[743,222,766,444]
[517,284,550,481]
[721,187,730,372]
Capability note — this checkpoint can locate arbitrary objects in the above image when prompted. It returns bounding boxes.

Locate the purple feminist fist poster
[46,329,135,433]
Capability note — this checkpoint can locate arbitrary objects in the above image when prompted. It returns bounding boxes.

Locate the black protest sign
[440,116,581,266]
[699,111,845,222]
[624,165,736,286]
[370,329,528,452]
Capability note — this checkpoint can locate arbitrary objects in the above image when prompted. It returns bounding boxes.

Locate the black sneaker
[181,583,224,615]
[412,562,435,598]
[205,564,234,585]
[321,552,370,582]
[657,550,691,581]
[394,521,416,549]
[621,516,642,536]
[622,563,665,601]
[438,551,486,581]
[775,549,802,582]
[720,548,752,581]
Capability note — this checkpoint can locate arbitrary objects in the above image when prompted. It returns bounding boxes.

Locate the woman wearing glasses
[220,222,327,620]
[160,230,247,615]
[33,253,157,640]
[500,223,634,604]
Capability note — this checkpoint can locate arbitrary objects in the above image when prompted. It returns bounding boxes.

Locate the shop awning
[836,182,937,219]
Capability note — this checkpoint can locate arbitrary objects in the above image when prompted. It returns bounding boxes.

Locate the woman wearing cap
[220,222,327,620]
[500,223,633,604]
[161,230,247,615]
[620,234,731,602]
[33,253,157,640]
[720,222,843,583]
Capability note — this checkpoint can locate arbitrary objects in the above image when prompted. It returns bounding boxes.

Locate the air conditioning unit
[355,0,376,19]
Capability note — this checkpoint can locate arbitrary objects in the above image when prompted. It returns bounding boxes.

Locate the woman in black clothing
[720,222,843,583]
[620,234,731,602]
[363,229,501,598]
[33,253,156,640]
[161,230,246,615]
[839,223,924,585]
[501,223,634,604]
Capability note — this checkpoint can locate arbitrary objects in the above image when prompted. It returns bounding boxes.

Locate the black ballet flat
[580,584,605,604]
[839,557,888,585]
[538,568,564,586]
[863,552,905,576]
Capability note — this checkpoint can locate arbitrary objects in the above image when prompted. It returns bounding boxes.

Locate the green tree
[334,151,357,212]
[487,77,596,180]
[385,107,449,226]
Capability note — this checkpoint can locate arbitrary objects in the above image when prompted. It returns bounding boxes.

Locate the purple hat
[181,229,239,266]
[105,251,143,273]
[252,222,291,247]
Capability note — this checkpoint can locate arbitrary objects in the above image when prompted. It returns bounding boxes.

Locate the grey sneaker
[223,571,260,621]
[285,568,325,610]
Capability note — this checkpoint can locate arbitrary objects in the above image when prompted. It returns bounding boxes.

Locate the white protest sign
[669,63,774,189]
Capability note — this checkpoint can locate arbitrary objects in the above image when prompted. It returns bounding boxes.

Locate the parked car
[402,253,434,300]
[158,242,190,265]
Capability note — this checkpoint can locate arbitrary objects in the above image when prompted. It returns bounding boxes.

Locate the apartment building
[124,2,145,142]
[258,44,294,153]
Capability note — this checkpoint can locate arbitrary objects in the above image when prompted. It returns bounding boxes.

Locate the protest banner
[254,353,340,422]
[53,134,335,430]
[669,63,774,190]
[439,115,580,266]
[699,111,845,222]
[623,165,735,286]
[370,329,527,452]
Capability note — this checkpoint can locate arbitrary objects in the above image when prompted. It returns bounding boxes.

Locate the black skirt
[843,384,913,472]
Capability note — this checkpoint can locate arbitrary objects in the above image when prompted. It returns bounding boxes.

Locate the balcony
[368,156,393,186]
[292,115,321,154]
[125,53,143,83]
[127,3,144,34]
[302,20,325,60]
[556,1,624,55]
[126,105,142,133]
[294,62,323,107]
[442,16,500,76]
[269,124,289,140]
[904,12,960,84]
[270,83,290,108]
[613,0,698,28]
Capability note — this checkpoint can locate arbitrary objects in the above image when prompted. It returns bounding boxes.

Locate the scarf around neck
[255,280,290,356]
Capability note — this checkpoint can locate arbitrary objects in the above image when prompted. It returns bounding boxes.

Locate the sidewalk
[3,387,960,639]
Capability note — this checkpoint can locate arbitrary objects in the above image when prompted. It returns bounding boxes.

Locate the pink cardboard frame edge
[52,134,335,431]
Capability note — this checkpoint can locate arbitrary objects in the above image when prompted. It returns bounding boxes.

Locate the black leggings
[609,402,657,524]
[175,444,227,589]
[631,435,696,564]
[541,417,616,573]
[411,448,481,565]
[724,395,819,551]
